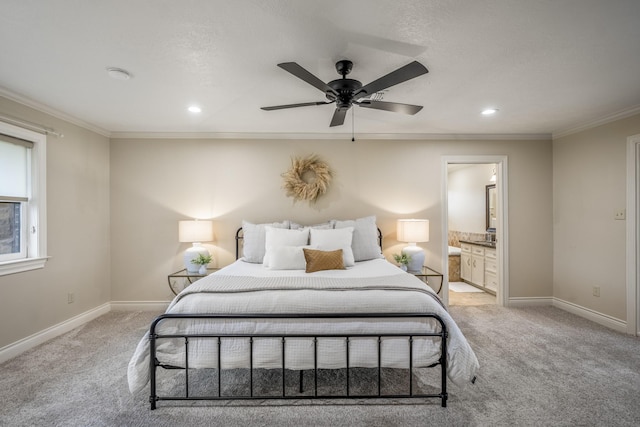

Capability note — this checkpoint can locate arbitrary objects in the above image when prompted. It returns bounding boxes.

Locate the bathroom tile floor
[448,283,496,306]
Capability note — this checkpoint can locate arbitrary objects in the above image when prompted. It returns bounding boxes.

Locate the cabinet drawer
[485,272,498,292]
[485,260,497,274]
[471,246,485,256]
[485,248,496,260]
[461,243,472,253]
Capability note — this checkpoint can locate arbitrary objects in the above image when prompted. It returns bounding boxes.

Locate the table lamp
[397,219,429,273]
[178,220,214,273]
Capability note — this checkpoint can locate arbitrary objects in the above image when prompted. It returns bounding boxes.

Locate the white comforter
[128,259,479,393]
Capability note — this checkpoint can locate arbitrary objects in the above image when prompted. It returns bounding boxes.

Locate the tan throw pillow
[303,248,345,273]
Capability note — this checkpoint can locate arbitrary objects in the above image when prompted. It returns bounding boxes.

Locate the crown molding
[553,104,640,139]
[4,83,636,142]
[0,86,111,138]
[109,131,550,141]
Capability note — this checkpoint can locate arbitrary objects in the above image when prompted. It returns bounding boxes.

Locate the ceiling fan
[261,59,428,127]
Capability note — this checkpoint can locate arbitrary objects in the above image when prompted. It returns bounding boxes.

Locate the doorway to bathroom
[442,156,509,307]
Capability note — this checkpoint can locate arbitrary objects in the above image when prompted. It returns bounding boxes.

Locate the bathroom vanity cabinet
[460,241,497,294]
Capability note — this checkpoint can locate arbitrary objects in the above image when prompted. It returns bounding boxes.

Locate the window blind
[0,134,32,201]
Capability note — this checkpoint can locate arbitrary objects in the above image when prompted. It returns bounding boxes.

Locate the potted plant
[191,253,212,274]
[393,253,412,271]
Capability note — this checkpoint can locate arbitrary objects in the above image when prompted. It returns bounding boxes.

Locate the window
[0,201,26,260]
[0,121,47,275]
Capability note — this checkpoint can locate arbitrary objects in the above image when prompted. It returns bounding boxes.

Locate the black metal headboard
[235,227,383,260]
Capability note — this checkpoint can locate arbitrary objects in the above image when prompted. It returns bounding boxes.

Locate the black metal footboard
[149,313,448,409]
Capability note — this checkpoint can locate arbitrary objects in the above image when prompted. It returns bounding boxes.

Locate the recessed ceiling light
[481,108,498,116]
[106,67,131,80]
[188,106,202,113]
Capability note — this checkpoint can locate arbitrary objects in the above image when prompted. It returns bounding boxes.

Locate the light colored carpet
[449,282,483,292]
[1,306,640,426]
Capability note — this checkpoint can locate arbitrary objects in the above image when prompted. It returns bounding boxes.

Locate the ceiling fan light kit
[262,59,428,127]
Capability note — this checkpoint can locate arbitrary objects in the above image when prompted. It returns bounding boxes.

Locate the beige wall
[0,97,111,349]
[553,113,640,321]
[448,164,496,234]
[110,137,553,302]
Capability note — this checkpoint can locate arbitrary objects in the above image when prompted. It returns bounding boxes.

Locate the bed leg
[441,393,448,407]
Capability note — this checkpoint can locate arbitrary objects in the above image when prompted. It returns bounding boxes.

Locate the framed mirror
[486,184,497,232]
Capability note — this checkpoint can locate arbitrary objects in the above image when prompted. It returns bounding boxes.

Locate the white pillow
[263,226,310,266]
[309,227,355,267]
[267,245,309,270]
[241,220,289,263]
[334,215,383,262]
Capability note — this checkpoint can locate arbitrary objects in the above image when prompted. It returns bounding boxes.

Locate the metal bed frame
[148,226,449,409]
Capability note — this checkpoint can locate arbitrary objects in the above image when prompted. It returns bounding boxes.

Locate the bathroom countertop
[459,239,497,248]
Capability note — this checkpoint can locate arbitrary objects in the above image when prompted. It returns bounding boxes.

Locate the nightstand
[410,266,444,294]
[167,268,219,296]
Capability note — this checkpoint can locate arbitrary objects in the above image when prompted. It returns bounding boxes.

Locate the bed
[128,217,479,409]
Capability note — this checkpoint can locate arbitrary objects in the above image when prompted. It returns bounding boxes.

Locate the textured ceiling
[1,0,640,137]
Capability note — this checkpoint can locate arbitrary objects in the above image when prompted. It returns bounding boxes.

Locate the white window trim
[0,121,47,276]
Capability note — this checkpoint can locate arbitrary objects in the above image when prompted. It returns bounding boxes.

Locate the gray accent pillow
[241,220,289,263]
[334,215,383,262]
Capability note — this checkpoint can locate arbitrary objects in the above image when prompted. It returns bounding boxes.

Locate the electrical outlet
[67,293,74,304]
[592,287,600,297]
[614,209,626,220]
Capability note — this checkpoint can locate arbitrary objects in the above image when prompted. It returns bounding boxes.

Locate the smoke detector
[106,67,131,80]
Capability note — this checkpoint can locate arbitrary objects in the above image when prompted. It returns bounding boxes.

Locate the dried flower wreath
[281,155,332,202]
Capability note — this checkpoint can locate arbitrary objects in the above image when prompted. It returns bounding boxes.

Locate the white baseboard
[508,296,553,307]
[110,301,170,311]
[552,297,627,333]
[0,300,169,364]
[508,296,627,333]
[0,302,111,364]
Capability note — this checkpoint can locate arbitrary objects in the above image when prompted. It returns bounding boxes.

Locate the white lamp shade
[397,219,429,243]
[178,220,213,243]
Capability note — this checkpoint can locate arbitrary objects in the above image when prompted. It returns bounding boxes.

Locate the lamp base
[184,244,210,273]
[402,244,425,273]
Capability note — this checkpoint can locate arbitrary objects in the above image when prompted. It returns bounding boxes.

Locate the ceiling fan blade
[357,100,423,115]
[353,61,428,99]
[330,108,347,127]
[277,62,338,96]
[261,101,332,111]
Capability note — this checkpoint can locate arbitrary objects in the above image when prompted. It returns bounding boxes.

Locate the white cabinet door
[471,254,484,286]
[461,253,471,281]
[471,246,485,286]
[460,244,472,281]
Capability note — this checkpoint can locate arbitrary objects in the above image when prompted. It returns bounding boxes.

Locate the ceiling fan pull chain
[352,108,355,142]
